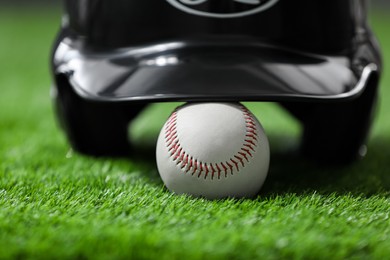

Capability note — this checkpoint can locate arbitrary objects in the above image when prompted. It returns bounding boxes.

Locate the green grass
[0,6,390,260]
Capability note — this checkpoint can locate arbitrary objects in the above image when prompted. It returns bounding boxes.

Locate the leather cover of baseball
[156,103,270,199]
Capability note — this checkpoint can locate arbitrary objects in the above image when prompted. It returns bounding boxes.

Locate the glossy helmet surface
[52,0,382,163]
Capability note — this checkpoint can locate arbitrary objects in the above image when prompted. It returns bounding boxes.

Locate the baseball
[156,103,270,199]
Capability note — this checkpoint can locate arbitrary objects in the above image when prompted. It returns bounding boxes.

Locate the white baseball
[156,103,270,199]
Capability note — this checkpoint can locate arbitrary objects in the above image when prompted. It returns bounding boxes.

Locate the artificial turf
[0,6,390,260]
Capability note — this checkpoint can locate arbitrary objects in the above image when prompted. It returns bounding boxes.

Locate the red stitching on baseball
[193,159,198,175]
[226,161,234,175]
[215,164,222,179]
[221,162,228,177]
[210,164,215,179]
[164,105,259,180]
[241,147,253,157]
[204,163,209,179]
[230,158,239,172]
[238,151,249,162]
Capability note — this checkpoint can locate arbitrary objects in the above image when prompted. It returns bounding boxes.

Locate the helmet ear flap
[53,73,148,157]
[281,72,380,165]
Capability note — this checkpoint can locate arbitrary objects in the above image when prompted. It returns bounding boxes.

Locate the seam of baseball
[164,105,259,180]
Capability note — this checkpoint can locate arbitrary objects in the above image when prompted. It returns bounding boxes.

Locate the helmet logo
[166,0,279,18]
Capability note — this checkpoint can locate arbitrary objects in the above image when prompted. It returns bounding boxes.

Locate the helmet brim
[54,40,376,103]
